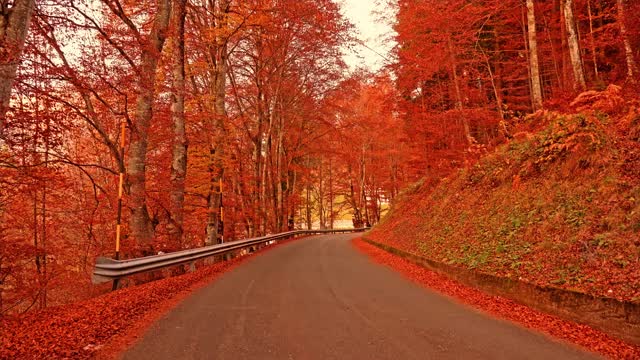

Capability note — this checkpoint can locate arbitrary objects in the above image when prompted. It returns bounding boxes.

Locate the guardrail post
[189,261,196,272]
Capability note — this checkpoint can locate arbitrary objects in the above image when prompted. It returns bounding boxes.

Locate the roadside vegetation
[369,86,640,302]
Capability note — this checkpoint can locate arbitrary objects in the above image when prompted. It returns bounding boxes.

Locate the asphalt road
[123,233,600,360]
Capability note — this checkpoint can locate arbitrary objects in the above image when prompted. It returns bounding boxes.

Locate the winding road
[123,233,599,360]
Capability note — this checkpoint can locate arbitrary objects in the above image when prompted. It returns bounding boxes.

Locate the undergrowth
[369,86,640,302]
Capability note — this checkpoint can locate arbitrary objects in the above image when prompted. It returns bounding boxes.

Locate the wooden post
[113,121,126,291]
[219,178,224,243]
[116,121,126,260]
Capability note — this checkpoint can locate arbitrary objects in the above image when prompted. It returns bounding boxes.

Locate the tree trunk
[527,0,544,110]
[318,160,324,229]
[40,115,49,308]
[168,0,187,249]
[447,36,474,145]
[205,0,230,245]
[329,158,333,229]
[559,0,569,91]
[276,116,285,231]
[587,0,599,81]
[360,147,370,227]
[563,0,587,91]
[306,175,312,230]
[128,0,172,253]
[543,13,562,92]
[205,161,223,245]
[0,0,35,134]
[617,0,638,82]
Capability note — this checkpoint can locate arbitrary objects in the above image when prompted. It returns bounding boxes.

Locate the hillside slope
[369,86,640,302]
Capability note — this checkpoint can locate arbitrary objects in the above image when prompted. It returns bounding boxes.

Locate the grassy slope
[369,87,640,302]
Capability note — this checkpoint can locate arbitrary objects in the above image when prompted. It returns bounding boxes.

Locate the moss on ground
[370,97,640,302]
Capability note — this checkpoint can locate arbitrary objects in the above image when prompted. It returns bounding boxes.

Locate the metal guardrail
[92,228,368,284]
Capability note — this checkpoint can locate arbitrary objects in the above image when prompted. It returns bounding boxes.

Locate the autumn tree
[223,0,351,236]
[617,0,638,82]
[564,0,587,90]
[168,0,187,247]
[526,0,543,110]
[0,0,35,133]
[391,0,639,180]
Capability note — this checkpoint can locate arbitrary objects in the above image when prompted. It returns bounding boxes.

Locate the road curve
[123,234,599,360]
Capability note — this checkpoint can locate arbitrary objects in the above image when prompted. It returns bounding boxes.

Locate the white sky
[340,0,396,72]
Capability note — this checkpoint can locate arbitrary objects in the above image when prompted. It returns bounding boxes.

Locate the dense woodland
[0,0,638,314]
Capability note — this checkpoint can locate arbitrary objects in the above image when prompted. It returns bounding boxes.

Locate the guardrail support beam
[93,228,369,286]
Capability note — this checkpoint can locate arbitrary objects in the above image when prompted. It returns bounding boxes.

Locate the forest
[0,0,638,318]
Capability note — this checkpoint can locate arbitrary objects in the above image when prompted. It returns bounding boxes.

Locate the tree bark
[329,158,333,229]
[0,0,35,134]
[447,36,474,145]
[306,170,312,230]
[318,160,324,229]
[168,0,187,248]
[587,0,599,81]
[205,0,230,245]
[128,0,172,252]
[617,0,638,82]
[563,0,587,91]
[526,0,544,110]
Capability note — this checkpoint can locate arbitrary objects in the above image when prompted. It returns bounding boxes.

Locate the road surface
[124,233,599,360]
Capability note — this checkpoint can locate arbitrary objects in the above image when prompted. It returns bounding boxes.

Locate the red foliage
[353,238,640,360]
[392,0,640,179]
[1,0,354,313]
[0,240,295,359]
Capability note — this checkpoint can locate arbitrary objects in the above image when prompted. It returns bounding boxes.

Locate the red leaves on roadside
[0,241,291,359]
[353,238,640,360]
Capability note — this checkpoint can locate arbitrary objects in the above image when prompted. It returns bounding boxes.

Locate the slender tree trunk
[617,0,638,82]
[236,157,252,237]
[260,111,271,233]
[205,162,223,245]
[329,158,333,229]
[33,191,39,305]
[276,116,285,231]
[489,29,509,136]
[527,0,544,110]
[560,0,569,91]
[350,181,360,227]
[206,0,230,245]
[587,0,599,81]
[288,169,297,230]
[447,36,474,145]
[31,104,42,308]
[318,160,324,229]
[360,147,370,227]
[306,174,312,230]
[447,37,463,111]
[563,0,587,91]
[128,0,172,253]
[544,14,562,91]
[0,0,35,134]
[168,0,187,248]
[253,134,262,236]
[40,116,49,308]
[521,5,534,105]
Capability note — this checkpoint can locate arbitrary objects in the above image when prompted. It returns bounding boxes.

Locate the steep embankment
[369,86,640,302]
